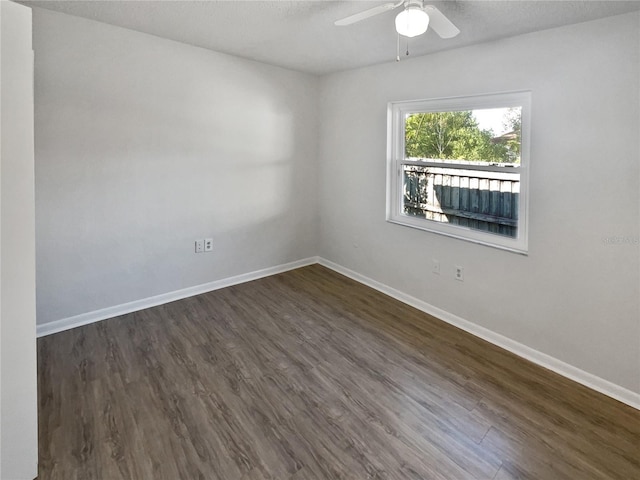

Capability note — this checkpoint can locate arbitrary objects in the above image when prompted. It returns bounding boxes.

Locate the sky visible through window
[472,107,512,136]
[404,106,521,164]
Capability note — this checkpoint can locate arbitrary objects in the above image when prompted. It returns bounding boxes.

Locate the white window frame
[386,91,531,254]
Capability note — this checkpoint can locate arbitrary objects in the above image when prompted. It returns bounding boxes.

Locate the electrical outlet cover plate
[204,238,213,251]
[432,259,440,275]
[195,239,204,253]
[455,266,464,281]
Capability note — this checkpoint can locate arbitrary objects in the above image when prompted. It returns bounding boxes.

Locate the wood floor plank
[38,265,640,479]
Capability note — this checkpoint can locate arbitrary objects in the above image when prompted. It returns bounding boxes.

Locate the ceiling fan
[335,0,460,39]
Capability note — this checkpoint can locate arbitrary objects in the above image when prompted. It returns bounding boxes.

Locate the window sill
[387,216,529,255]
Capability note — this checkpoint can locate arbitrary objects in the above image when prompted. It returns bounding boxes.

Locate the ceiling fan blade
[334,2,402,26]
[424,5,460,38]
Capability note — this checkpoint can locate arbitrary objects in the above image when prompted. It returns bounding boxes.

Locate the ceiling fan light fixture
[395,7,429,38]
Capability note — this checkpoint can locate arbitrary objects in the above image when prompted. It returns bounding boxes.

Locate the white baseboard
[317,257,640,411]
[36,257,320,338]
[37,255,640,410]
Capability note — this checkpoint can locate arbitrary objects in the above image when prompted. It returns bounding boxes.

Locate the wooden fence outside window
[403,165,520,238]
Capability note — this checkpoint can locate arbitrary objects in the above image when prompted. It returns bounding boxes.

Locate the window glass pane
[388,92,529,252]
[405,107,522,164]
[402,164,519,238]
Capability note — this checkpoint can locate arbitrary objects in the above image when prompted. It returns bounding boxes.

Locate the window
[387,91,531,253]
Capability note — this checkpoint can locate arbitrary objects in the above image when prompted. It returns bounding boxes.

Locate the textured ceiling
[21,0,640,75]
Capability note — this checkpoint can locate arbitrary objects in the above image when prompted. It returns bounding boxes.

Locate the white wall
[0,1,38,478]
[32,7,639,402]
[33,8,319,325]
[318,13,640,394]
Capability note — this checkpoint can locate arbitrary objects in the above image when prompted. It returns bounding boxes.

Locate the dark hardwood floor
[38,264,640,479]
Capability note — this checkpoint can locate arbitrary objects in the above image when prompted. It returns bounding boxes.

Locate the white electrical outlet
[455,266,464,281]
[204,238,213,252]
[432,259,440,275]
[195,239,204,253]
